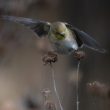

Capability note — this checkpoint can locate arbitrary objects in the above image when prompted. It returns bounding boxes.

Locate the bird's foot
[73,50,86,60]
[42,52,58,65]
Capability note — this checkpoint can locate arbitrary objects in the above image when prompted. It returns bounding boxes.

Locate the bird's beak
[60,32,65,36]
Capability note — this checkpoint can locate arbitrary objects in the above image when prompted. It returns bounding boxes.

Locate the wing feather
[1,15,50,37]
[66,23,106,53]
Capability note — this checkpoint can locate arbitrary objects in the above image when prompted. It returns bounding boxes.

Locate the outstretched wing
[66,23,106,53]
[1,15,51,37]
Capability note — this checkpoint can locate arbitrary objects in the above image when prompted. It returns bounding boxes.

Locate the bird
[1,15,106,55]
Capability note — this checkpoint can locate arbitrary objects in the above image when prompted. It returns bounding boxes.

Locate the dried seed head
[87,81,110,98]
[74,51,86,60]
[41,89,51,98]
[42,52,58,65]
[41,89,56,110]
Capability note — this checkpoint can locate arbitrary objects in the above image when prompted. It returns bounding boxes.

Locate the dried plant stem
[76,60,80,110]
[50,64,64,110]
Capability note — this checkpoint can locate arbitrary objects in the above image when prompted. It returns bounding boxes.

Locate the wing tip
[97,48,107,53]
[1,15,12,20]
[84,44,107,54]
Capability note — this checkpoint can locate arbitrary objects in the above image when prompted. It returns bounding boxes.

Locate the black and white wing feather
[66,23,106,53]
[1,15,50,37]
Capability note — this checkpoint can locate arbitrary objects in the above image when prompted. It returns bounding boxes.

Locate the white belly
[48,29,79,54]
[53,40,78,54]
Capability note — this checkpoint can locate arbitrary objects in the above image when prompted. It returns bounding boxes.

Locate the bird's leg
[42,51,58,65]
[73,50,86,60]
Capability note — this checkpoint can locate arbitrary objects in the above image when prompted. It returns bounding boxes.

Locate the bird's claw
[42,52,58,65]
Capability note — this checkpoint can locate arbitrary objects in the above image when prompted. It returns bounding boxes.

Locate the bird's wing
[65,23,106,53]
[1,15,51,37]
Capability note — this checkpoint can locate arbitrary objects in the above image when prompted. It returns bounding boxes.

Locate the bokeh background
[0,0,110,110]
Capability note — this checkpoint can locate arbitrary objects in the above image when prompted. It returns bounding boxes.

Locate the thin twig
[50,64,64,110]
[76,60,80,110]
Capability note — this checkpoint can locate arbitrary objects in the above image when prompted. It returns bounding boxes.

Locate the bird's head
[51,22,67,40]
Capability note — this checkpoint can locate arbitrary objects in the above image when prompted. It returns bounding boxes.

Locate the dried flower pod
[41,89,56,110]
[42,52,58,65]
[73,50,86,60]
[87,81,110,98]
[41,89,51,99]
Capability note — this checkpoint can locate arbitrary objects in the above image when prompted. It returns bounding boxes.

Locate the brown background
[0,0,109,110]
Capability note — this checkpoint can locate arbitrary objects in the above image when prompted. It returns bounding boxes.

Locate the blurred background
[0,0,110,110]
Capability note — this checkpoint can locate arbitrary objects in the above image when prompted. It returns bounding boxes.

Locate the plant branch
[50,64,64,110]
[76,60,80,110]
